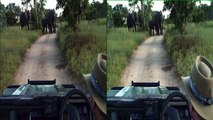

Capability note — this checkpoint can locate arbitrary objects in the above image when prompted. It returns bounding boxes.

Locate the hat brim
[182,76,213,120]
[83,74,106,114]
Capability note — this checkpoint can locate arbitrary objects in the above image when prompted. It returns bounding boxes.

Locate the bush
[164,22,213,76]
[57,20,106,78]
[0,26,40,93]
[107,28,147,90]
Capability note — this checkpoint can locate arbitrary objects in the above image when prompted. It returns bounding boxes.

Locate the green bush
[164,21,213,76]
[107,28,147,90]
[57,20,106,79]
[0,26,40,93]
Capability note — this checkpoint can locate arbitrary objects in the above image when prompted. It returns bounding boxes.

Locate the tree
[21,0,46,29]
[192,5,205,23]
[5,3,21,25]
[86,1,106,20]
[143,0,153,30]
[163,0,197,34]
[128,0,153,30]
[56,0,88,32]
[0,2,7,29]
[30,0,46,29]
[107,4,113,29]
[112,4,128,27]
[209,2,213,20]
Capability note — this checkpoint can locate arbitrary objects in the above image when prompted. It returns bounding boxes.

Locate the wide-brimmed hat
[182,56,213,119]
[83,53,107,114]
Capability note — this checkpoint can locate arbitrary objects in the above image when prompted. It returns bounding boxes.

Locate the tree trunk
[34,0,38,28]
[140,0,145,30]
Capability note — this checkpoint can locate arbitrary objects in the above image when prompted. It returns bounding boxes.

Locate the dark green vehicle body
[107,81,190,120]
[0,80,89,120]
[3,83,71,97]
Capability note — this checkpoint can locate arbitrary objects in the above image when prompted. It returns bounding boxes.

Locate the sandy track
[121,35,184,90]
[15,33,82,89]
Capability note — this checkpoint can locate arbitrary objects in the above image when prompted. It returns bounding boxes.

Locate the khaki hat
[83,53,107,114]
[182,56,213,119]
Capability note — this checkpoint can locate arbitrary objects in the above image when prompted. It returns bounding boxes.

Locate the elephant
[20,11,30,30]
[42,9,56,34]
[42,17,48,34]
[149,11,163,36]
[154,11,163,35]
[46,9,56,33]
[127,12,137,32]
[149,20,155,36]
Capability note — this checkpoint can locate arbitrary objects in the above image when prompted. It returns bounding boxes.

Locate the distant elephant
[20,11,30,30]
[42,17,48,34]
[154,11,163,35]
[46,9,56,33]
[127,12,137,32]
[148,11,163,36]
[149,20,155,36]
[42,10,56,34]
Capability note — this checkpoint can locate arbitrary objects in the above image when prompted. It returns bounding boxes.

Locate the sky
[107,0,211,18]
[1,0,103,16]
[1,0,210,17]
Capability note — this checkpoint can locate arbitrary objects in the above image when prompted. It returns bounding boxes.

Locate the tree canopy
[112,4,128,27]
[128,0,153,30]
[56,0,88,32]
[86,1,107,20]
[0,2,7,29]
[5,3,21,25]
[163,0,197,33]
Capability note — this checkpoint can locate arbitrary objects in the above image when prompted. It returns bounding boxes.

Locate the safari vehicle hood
[107,81,180,105]
[2,80,74,97]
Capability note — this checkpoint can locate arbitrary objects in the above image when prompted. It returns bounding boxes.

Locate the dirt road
[121,35,184,90]
[15,33,83,89]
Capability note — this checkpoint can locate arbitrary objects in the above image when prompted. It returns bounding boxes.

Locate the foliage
[163,0,197,34]
[5,3,21,25]
[107,4,113,29]
[21,0,47,29]
[192,3,213,23]
[143,0,153,30]
[107,28,147,90]
[29,0,47,29]
[0,26,40,93]
[164,21,213,76]
[86,1,106,20]
[112,4,128,27]
[57,19,106,79]
[56,0,88,32]
[199,3,213,21]
[192,5,205,23]
[128,0,153,30]
[0,2,7,29]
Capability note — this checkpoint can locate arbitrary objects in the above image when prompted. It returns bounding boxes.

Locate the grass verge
[57,19,106,83]
[0,26,40,93]
[164,21,213,76]
[107,28,147,90]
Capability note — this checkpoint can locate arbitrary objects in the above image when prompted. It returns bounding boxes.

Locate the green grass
[57,19,106,82]
[0,26,41,93]
[164,21,213,76]
[107,28,147,90]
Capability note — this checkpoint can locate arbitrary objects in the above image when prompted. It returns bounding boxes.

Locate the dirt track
[15,33,82,89]
[121,35,184,90]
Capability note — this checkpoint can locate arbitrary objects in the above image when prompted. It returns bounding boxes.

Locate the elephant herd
[126,11,163,36]
[19,9,56,34]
